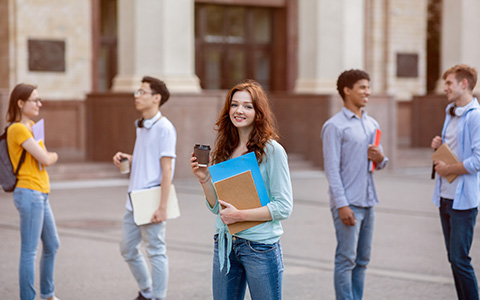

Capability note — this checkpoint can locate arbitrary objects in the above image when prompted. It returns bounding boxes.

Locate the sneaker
[134,292,151,300]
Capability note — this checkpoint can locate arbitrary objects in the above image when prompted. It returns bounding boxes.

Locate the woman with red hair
[191,80,293,300]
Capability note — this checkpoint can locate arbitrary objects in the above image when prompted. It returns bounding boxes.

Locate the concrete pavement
[1,158,479,299]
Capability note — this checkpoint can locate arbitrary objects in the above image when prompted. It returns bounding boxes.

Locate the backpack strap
[5,123,27,176]
[14,149,26,175]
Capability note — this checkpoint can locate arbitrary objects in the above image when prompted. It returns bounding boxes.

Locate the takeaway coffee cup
[119,157,130,174]
[194,144,211,167]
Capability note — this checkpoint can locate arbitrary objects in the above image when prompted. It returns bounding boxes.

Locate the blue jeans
[332,206,375,300]
[212,235,284,300]
[13,188,60,300]
[120,210,168,299]
[439,198,479,300]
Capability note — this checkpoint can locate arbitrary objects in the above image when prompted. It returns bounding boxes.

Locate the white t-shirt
[440,116,459,199]
[126,112,177,210]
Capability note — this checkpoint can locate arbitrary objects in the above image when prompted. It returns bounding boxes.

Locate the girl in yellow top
[6,84,60,300]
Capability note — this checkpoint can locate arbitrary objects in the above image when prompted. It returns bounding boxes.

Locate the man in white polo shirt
[113,76,176,300]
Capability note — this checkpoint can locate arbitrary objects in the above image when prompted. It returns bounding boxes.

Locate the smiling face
[344,79,370,110]
[18,89,41,119]
[229,90,256,132]
[444,73,466,104]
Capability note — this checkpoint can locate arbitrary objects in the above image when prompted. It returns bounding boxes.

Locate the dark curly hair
[336,69,370,100]
[212,80,278,164]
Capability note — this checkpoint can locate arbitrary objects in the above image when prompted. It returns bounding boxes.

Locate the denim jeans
[439,198,479,300]
[212,235,284,300]
[120,210,168,299]
[332,205,375,300]
[13,188,60,300]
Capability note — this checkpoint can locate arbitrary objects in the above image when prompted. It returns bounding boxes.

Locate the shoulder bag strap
[14,149,26,176]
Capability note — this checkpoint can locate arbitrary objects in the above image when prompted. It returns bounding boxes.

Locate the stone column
[112,0,201,93]
[438,0,480,93]
[295,0,366,93]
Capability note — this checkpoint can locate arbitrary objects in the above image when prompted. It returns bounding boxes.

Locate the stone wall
[9,0,92,100]
[0,94,86,162]
[411,95,448,147]
[3,90,399,178]
[397,100,412,147]
[271,93,333,169]
[0,89,8,127]
[271,93,397,170]
[86,92,226,179]
[0,0,9,89]
[368,0,427,100]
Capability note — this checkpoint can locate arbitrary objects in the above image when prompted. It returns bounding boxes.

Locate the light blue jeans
[120,210,168,299]
[13,187,60,300]
[332,205,375,300]
[212,235,284,300]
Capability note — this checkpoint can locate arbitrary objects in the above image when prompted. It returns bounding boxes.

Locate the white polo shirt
[126,112,177,210]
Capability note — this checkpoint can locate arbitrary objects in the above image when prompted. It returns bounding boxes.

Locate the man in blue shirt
[431,64,480,300]
[321,69,388,300]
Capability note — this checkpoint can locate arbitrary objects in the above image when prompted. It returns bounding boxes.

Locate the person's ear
[154,94,161,105]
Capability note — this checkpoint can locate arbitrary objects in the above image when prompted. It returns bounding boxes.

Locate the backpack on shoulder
[0,125,26,192]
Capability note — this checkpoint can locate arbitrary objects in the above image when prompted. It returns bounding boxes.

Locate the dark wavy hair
[7,83,37,122]
[336,69,370,100]
[142,76,170,106]
[212,80,278,164]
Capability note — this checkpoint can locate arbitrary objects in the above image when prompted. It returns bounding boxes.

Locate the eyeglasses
[26,98,42,105]
[134,89,156,97]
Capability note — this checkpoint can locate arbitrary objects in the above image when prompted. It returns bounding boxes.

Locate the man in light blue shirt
[321,69,388,300]
[431,64,480,300]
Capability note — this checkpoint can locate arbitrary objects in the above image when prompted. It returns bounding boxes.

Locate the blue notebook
[208,151,269,207]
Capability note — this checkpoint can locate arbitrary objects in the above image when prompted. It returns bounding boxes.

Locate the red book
[369,129,381,172]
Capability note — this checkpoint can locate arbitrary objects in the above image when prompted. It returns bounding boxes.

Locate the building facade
[1,0,479,176]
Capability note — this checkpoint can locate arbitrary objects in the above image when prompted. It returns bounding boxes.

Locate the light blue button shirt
[321,107,388,209]
[433,98,480,210]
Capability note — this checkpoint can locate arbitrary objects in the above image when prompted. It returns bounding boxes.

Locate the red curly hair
[212,80,279,164]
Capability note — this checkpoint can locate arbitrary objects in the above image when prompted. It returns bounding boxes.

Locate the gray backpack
[0,125,26,192]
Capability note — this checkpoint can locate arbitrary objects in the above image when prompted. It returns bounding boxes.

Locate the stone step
[48,162,128,181]
[287,154,320,171]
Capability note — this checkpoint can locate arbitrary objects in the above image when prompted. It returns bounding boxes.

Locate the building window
[93,0,117,92]
[99,0,118,91]
[195,4,274,90]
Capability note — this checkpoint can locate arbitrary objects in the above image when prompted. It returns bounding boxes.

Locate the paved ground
[1,150,479,299]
